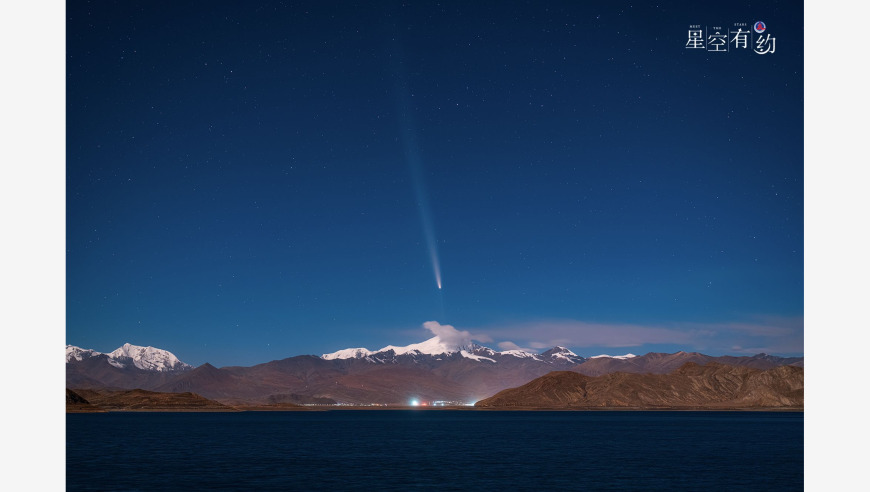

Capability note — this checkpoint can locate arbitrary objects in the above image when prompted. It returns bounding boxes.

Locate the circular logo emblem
[754,21,766,33]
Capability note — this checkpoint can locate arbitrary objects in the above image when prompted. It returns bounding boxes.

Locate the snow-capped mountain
[540,346,587,364]
[66,343,193,372]
[590,353,637,360]
[321,321,592,367]
[109,343,193,371]
[322,336,586,365]
[322,336,500,363]
[321,347,376,360]
[66,345,101,363]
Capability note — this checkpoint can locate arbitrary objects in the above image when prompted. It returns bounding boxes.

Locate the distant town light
[410,399,420,406]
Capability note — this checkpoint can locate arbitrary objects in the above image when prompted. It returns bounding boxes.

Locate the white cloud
[422,321,492,347]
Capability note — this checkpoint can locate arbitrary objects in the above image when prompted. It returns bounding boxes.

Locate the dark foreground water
[67,410,802,490]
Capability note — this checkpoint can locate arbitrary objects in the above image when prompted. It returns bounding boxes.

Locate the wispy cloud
[496,341,536,353]
[478,320,699,348]
[468,316,803,356]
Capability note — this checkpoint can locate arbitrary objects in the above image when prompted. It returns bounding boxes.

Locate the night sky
[66,1,803,367]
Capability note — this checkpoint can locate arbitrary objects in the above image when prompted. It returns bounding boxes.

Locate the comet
[396,71,442,292]
[408,143,442,292]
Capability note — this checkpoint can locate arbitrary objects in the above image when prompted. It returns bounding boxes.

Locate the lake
[67,410,803,490]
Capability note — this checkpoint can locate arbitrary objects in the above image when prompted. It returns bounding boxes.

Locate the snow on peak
[318,323,587,365]
[379,335,477,357]
[459,350,496,363]
[323,322,485,361]
[67,343,192,371]
[66,344,101,362]
[537,346,584,362]
[590,353,637,360]
[321,335,489,362]
[498,349,541,360]
[550,346,578,356]
[108,343,192,371]
[322,348,374,360]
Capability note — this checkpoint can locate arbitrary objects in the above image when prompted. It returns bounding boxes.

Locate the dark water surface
[67,410,803,490]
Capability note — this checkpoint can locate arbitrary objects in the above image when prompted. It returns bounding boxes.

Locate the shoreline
[68,405,804,413]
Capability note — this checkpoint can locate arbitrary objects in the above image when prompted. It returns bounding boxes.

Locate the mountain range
[66,337,803,406]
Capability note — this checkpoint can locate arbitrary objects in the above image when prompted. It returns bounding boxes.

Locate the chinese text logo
[686,22,776,55]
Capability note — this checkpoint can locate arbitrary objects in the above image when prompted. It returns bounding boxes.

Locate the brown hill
[152,362,282,401]
[475,362,804,409]
[66,388,105,413]
[68,388,236,411]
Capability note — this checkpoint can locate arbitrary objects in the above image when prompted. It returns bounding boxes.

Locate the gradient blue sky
[65,1,803,367]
